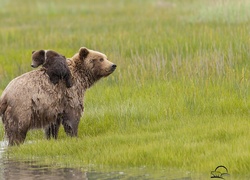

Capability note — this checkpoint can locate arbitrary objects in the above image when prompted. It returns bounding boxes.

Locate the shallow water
[0,141,216,180]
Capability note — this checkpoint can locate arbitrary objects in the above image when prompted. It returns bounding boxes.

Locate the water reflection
[0,159,193,180]
[1,160,87,180]
[0,141,203,180]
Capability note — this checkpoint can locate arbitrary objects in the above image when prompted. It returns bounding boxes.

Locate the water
[0,141,208,180]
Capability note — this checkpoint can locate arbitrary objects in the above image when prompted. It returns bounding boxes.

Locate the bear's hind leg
[7,129,28,146]
[3,107,28,146]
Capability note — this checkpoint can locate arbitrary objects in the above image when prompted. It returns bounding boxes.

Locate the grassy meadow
[1,0,250,176]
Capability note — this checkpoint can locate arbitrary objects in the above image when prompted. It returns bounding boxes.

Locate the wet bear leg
[61,111,80,137]
[44,117,61,139]
[3,113,28,146]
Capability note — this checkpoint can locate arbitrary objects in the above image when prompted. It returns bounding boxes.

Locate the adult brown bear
[0,47,116,145]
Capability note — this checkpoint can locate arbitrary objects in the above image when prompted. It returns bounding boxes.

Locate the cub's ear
[39,50,45,54]
[31,50,45,57]
[79,47,89,60]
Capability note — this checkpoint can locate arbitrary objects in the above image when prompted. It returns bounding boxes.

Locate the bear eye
[99,58,104,62]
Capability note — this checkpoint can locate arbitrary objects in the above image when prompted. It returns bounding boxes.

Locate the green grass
[1,0,250,176]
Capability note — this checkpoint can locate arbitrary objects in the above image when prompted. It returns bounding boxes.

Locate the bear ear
[40,50,45,54]
[79,47,89,60]
[31,50,45,57]
[39,50,46,56]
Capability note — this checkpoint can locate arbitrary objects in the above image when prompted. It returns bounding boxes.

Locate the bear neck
[81,68,100,89]
[72,64,100,89]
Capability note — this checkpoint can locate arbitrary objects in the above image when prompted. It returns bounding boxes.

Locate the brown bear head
[75,47,117,79]
[31,50,45,68]
[31,50,65,68]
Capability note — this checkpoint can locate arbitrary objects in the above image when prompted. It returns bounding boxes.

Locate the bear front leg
[49,75,60,85]
[64,76,73,88]
[61,111,80,137]
[44,117,61,139]
[46,69,60,85]
[64,71,73,88]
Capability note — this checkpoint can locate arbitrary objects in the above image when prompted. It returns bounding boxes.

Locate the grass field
[1,0,250,176]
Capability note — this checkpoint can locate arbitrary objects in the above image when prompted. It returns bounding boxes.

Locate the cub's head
[31,50,45,68]
[31,50,65,68]
[74,47,116,79]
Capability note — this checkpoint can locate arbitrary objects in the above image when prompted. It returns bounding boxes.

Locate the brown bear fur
[31,50,73,88]
[0,47,116,145]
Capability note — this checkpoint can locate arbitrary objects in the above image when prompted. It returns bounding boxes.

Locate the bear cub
[31,50,73,88]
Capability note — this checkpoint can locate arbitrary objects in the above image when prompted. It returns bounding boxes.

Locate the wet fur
[32,50,73,88]
[0,47,116,145]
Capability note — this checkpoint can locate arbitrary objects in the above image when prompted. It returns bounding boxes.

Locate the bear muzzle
[103,64,116,77]
[111,64,117,71]
[107,64,116,74]
[31,64,38,68]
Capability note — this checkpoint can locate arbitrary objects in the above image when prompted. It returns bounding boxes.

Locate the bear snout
[31,64,39,68]
[111,64,117,71]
